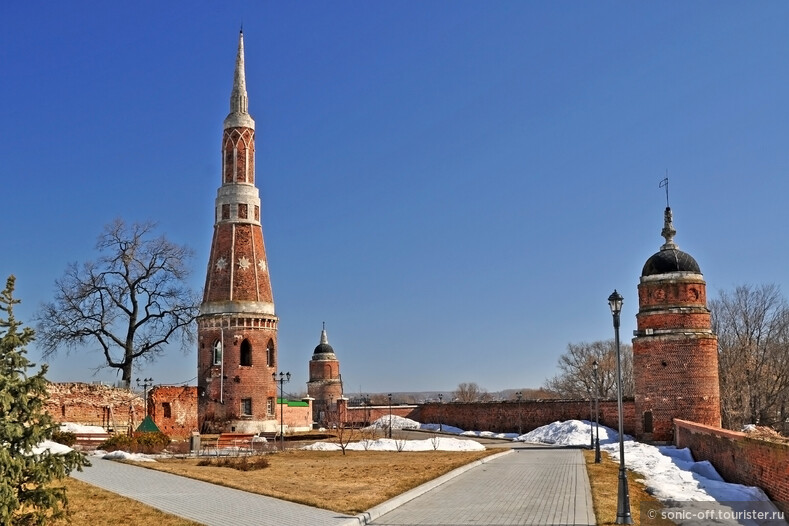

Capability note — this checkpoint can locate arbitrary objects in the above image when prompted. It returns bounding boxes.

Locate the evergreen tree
[0,276,89,525]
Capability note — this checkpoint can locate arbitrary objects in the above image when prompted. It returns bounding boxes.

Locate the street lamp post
[593,360,601,463]
[388,393,393,439]
[516,391,523,435]
[608,290,633,524]
[272,371,291,450]
[136,377,153,416]
[437,393,443,432]
[588,387,594,449]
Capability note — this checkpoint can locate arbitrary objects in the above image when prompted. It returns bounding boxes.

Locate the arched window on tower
[213,340,222,365]
[240,339,252,366]
[266,339,275,367]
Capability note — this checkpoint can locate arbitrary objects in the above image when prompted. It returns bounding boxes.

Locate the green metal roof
[136,415,161,433]
[277,398,309,407]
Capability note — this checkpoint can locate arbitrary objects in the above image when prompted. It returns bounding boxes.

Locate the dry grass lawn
[136,449,497,514]
[52,478,202,526]
[584,449,675,526]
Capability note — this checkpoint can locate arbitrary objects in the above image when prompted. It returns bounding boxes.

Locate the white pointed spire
[230,31,248,114]
[320,321,329,345]
[224,30,255,130]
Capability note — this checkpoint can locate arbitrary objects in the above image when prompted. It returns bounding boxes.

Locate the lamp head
[608,290,624,316]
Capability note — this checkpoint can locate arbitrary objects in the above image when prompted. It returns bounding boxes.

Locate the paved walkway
[72,445,596,526]
[368,447,595,526]
[71,457,358,526]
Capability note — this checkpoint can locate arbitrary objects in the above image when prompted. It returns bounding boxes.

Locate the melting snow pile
[99,450,157,462]
[32,440,75,455]
[60,422,108,434]
[302,436,485,452]
[303,415,489,451]
[365,415,422,431]
[367,416,517,439]
[518,420,783,525]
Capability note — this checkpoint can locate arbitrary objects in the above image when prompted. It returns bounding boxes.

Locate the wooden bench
[199,432,278,455]
[73,433,112,449]
[217,433,256,449]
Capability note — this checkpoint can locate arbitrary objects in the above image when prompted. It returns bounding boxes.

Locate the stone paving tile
[71,457,358,526]
[369,447,595,526]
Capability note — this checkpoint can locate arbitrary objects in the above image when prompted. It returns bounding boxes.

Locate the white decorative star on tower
[215,257,228,271]
[238,256,251,270]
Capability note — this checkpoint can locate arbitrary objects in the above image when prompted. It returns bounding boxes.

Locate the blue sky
[2,2,788,396]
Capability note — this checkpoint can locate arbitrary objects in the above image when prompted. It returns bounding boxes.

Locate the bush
[197,455,270,471]
[51,430,77,446]
[99,432,171,454]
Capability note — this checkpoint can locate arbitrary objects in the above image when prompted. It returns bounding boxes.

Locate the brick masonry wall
[274,400,313,432]
[149,386,198,440]
[675,419,789,514]
[633,334,721,441]
[416,399,635,435]
[637,279,707,310]
[342,405,420,426]
[44,382,144,433]
[197,319,278,431]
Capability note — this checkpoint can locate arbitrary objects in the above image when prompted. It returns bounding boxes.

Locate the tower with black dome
[307,324,343,425]
[632,207,721,442]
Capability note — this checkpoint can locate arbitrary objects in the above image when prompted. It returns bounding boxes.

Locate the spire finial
[230,31,249,115]
[660,176,669,207]
[660,177,678,250]
[320,323,328,345]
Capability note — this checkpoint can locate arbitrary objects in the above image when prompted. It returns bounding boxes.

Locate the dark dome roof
[642,248,701,277]
[313,342,335,355]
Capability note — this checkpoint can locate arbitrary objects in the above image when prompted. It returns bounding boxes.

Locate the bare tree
[36,219,199,386]
[453,382,490,402]
[711,284,789,431]
[544,340,633,399]
[326,407,356,455]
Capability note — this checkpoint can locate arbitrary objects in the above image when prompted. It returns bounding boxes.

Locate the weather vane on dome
[659,175,669,208]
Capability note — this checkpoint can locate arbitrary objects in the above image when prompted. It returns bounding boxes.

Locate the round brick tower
[632,207,721,442]
[307,324,343,425]
[197,31,279,433]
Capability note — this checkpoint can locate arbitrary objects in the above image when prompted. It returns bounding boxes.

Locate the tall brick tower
[632,207,721,442]
[307,324,343,425]
[197,31,279,433]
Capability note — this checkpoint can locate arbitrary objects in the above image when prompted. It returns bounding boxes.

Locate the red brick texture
[44,382,144,433]
[307,357,343,424]
[340,400,636,435]
[633,274,721,442]
[202,223,274,305]
[197,317,279,432]
[148,386,198,439]
[223,128,255,184]
[633,335,721,441]
[675,419,789,514]
[274,400,313,432]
